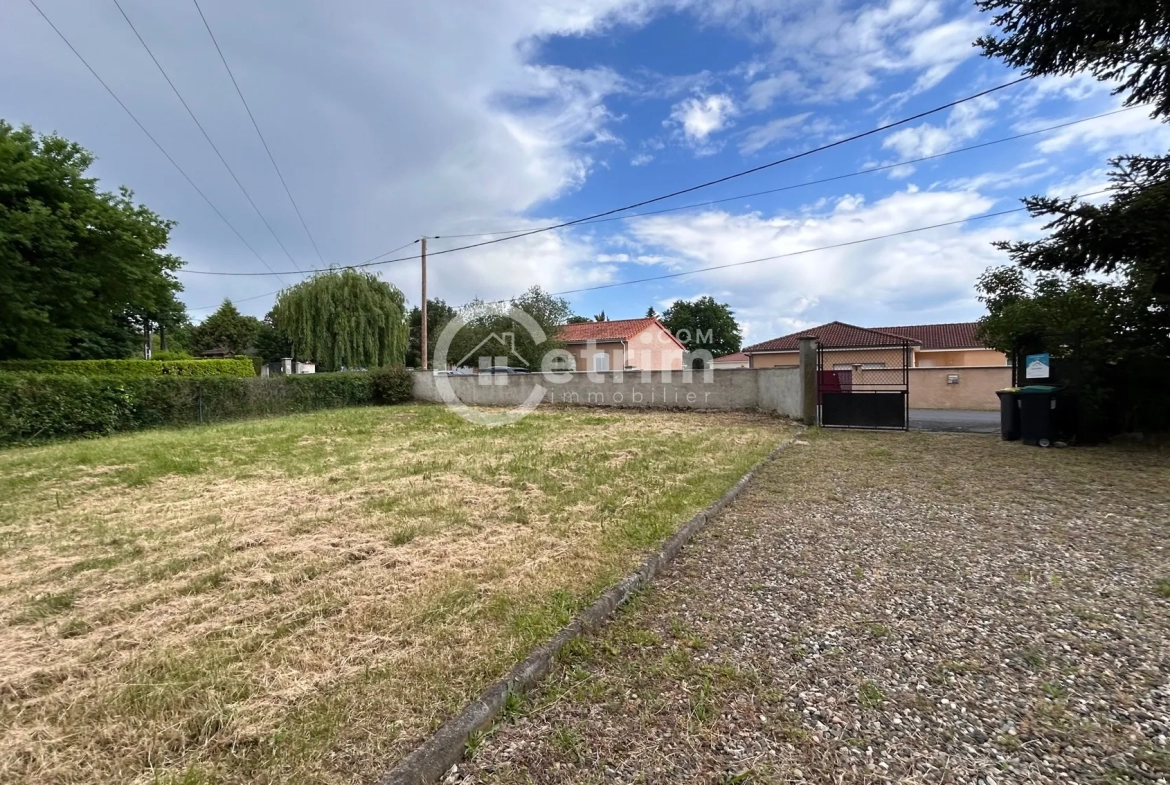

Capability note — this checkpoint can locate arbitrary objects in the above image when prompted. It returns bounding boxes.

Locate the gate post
[799,337,817,425]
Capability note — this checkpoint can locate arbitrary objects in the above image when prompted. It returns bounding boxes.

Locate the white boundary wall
[412,367,803,419]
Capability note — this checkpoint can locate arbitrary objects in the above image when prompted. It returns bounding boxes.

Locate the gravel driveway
[453,430,1170,784]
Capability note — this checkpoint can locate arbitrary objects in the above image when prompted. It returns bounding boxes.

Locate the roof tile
[743,321,919,352]
[870,322,985,350]
[557,318,674,344]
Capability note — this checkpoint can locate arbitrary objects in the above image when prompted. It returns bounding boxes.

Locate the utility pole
[420,236,428,371]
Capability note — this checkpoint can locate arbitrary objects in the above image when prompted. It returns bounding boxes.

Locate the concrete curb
[375,436,797,785]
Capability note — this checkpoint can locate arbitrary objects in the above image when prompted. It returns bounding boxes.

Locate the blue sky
[4,0,1168,345]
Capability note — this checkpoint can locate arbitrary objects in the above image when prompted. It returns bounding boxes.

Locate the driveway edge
[375,435,796,785]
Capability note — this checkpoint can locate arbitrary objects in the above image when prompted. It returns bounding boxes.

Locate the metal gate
[817,342,910,430]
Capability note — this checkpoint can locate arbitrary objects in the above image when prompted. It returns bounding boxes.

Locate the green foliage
[593,311,607,322]
[0,371,386,445]
[565,315,591,324]
[976,0,1170,435]
[369,365,413,404]
[0,358,255,377]
[190,300,261,356]
[252,313,291,363]
[151,351,193,362]
[977,268,1170,434]
[662,296,742,361]
[406,299,457,367]
[442,286,571,370]
[272,269,408,371]
[645,306,658,318]
[976,0,1170,119]
[0,121,185,360]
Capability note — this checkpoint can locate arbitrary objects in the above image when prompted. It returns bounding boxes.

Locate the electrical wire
[434,106,1141,238]
[28,0,287,282]
[192,0,326,266]
[180,75,1034,277]
[187,238,422,311]
[112,0,302,275]
[187,189,1109,312]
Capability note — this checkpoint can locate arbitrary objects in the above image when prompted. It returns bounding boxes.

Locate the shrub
[151,351,193,361]
[0,358,255,378]
[370,365,413,404]
[0,371,386,445]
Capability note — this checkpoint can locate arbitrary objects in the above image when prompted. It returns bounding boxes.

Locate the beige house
[742,321,1007,369]
[743,321,1010,411]
[712,351,750,368]
[556,318,686,371]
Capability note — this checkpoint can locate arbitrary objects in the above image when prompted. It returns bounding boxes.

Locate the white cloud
[1032,108,1170,155]
[738,112,811,155]
[881,95,996,159]
[696,0,987,104]
[2,0,648,315]
[744,71,803,111]
[630,152,654,166]
[618,186,1036,339]
[670,93,737,144]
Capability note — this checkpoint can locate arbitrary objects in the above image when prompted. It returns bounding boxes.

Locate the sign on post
[1025,353,1050,380]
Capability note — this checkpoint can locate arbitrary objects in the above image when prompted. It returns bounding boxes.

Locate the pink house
[556,318,686,371]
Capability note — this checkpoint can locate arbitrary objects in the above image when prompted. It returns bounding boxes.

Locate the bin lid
[996,388,1021,393]
[1018,384,1061,394]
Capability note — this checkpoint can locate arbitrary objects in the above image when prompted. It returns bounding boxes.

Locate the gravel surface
[452,430,1170,784]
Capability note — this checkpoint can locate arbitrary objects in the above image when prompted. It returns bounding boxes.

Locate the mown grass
[0,403,790,785]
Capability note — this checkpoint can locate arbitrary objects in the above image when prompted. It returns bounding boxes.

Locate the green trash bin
[1018,385,1063,446]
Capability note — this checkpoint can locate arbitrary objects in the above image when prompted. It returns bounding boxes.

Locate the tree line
[1,117,745,372]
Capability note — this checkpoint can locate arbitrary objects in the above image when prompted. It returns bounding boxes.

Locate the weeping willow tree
[271,269,408,371]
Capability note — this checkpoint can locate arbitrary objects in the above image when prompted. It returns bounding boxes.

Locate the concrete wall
[849,366,1010,410]
[412,367,803,419]
[906,366,1010,410]
[916,348,1008,367]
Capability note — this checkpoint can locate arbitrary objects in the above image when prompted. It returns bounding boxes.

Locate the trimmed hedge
[0,371,382,445]
[0,358,256,378]
[370,365,413,405]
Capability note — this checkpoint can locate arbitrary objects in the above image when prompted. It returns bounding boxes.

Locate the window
[592,352,610,371]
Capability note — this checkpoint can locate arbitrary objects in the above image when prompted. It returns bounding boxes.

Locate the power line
[188,238,422,311]
[180,75,1034,277]
[112,0,303,274]
[27,0,285,282]
[435,106,1141,238]
[506,188,1111,303]
[188,189,1108,313]
[192,0,326,266]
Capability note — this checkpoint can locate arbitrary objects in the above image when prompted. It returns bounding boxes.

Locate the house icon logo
[456,331,531,371]
[432,307,549,427]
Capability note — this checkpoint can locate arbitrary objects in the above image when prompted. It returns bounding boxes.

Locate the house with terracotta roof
[712,351,750,368]
[741,321,1006,369]
[556,318,685,372]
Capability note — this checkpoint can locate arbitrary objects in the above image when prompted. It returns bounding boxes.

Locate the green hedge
[0,358,256,378]
[0,371,388,445]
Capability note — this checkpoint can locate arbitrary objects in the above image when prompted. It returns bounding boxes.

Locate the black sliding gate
[817,342,911,430]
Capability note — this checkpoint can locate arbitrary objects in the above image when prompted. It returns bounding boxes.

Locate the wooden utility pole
[420,236,428,371]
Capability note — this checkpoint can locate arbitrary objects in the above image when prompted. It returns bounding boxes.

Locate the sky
[4,0,1169,347]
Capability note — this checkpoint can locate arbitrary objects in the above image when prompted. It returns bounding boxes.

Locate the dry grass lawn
[0,403,791,785]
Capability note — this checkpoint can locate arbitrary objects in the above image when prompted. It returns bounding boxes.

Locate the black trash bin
[1018,385,1063,446]
[996,388,1021,441]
